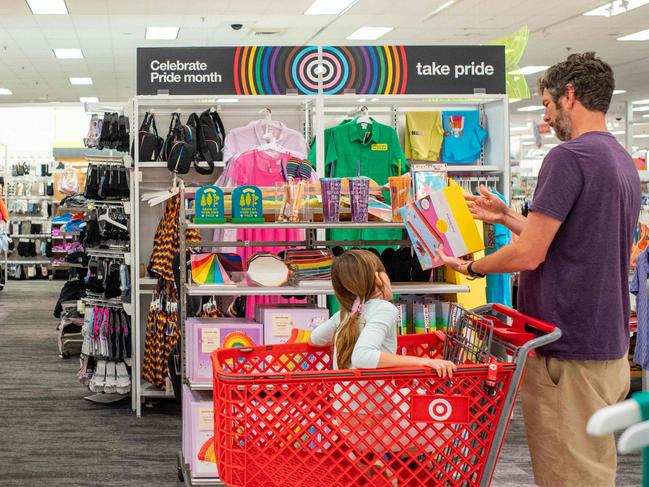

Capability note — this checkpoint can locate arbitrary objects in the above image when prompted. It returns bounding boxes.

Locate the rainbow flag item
[197,436,217,464]
[401,183,483,270]
[190,253,233,285]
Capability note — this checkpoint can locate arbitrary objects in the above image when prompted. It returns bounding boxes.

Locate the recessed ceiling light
[53,48,83,59]
[517,105,545,112]
[633,134,649,138]
[632,99,649,104]
[509,66,549,75]
[633,106,649,112]
[347,27,393,40]
[304,0,359,15]
[584,0,649,17]
[216,98,239,103]
[613,90,627,95]
[0,88,13,95]
[69,77,92,85]
[145,27,179,40]
[25,0,68,15]
[79,96,99,103]
[618,28,649,41]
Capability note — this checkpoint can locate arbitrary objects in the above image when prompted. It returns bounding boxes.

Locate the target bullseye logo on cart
[411,395,470,424]
[428,398,453,421]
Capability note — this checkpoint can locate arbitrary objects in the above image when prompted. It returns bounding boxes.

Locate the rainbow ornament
[190,253,233,285]
[222,331,256,349]
[233,45,408,95]
[197,436,217,465]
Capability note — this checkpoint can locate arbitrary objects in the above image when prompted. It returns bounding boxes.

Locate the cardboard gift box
[182,386,218,479]
[186,317,263,383]
[254,305,329,345]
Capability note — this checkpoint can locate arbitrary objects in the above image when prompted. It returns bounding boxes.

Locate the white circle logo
[421,198,431,210]
[428,398,452,421]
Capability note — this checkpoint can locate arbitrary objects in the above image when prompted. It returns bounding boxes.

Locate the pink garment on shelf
[222,120,309,166]
[229,149,306,319]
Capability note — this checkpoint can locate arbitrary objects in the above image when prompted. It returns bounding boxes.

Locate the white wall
[0,105,90,160]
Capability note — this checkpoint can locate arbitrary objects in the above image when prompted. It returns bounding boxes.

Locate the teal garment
[441,110,487,164]
[485,189,512,306]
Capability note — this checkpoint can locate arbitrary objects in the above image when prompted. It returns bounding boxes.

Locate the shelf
[10,216,50,222]
[140,277,158,286]
[7,195,54,200]
[52,262,85,269]
[186,281,469,297]
[140,382,175,399]
[7,259,50,265]
[138,161,225,168]
[187,221,405,230]
[446,165,503,172]
[188,380,212,391]
[9,234,51,239]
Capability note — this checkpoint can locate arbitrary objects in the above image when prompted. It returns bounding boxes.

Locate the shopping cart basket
[211,304,560,486]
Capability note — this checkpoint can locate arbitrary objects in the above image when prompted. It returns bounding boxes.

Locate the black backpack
[186,113,215,175]
[165,113,197,174]
[198,108,225,163]
[135,112,163,162]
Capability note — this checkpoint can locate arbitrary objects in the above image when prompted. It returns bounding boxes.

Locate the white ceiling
[1,0,649,134]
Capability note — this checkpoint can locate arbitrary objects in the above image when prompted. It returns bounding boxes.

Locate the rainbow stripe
[233,45,408,95]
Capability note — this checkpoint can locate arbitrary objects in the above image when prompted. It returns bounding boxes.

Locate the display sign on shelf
[195,185,225,223]
[232,185,264,223]
[137,45,505,95]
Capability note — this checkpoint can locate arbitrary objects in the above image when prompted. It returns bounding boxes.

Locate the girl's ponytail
[335,307,363,369]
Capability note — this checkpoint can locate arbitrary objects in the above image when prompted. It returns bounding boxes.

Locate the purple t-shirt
[518,131,641,360]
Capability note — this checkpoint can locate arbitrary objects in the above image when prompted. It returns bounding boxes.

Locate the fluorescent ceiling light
[644,114,649,118]
[509,98,522,103]
[304,0,358,15]
[545,144,559,148]
[510,126,529,131]
[509,66,548,75]
[633,106,649,112]
[520,134,535,140]
[632,99,649,104]
[610,130,626,135]
[357,98,367,102]
[618,29,649,41]
[521,141,535,146]
[79,96,99,103]
[425,0,455,18]
[0,88,13,95]
[216,98,239,103]
[633,134,649,138]
[53,48,82,59]
[347,27,393,40]
[25,0,68,14]
[370,98,379,102]
[517,105,545,112]
[69,77,92,85]
[145,27,179,40]
[613,90,627,95]
[584,0,649,16]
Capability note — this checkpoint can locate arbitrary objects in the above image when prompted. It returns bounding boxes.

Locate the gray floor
[0,281,642,486]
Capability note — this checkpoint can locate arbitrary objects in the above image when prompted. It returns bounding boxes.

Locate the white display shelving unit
[129,91,509,486]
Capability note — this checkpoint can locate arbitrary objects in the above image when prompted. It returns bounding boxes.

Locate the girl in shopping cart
[308,249,456,479]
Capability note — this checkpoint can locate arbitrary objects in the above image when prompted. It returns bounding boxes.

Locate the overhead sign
[137,45,505,96]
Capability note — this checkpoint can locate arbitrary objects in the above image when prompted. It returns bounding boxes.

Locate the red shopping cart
[211,304,560,487]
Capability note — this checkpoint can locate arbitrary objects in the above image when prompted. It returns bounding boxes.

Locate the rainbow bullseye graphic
[233,45,408,95]
[222,331,255,349]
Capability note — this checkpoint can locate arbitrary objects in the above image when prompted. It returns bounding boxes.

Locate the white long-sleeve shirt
[310,299,398,369]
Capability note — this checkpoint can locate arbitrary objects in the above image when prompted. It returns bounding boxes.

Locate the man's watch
[467,261,486,279]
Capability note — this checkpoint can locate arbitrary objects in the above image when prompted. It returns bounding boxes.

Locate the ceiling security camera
[231,24,243,30]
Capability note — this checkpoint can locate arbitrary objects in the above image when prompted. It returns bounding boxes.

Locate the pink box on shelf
[254,305,329,345]
[186,318,263,384]
[182,385,218,479]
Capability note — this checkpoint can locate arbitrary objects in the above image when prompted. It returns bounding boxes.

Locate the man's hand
[466,184,509,225]
[437,249,473,276]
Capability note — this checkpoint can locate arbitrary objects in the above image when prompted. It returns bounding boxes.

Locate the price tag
[272,313,292,337]
[201,328,221,354]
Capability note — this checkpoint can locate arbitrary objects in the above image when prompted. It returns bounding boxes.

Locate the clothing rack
[82,296,125,309]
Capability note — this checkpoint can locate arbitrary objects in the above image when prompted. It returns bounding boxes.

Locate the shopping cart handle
[489,303,557,335]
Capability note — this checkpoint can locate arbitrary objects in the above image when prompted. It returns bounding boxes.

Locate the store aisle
[0,281,180,487]
[0,281,641,486]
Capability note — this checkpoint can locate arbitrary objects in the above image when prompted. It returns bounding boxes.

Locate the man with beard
[438,52,641,486]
